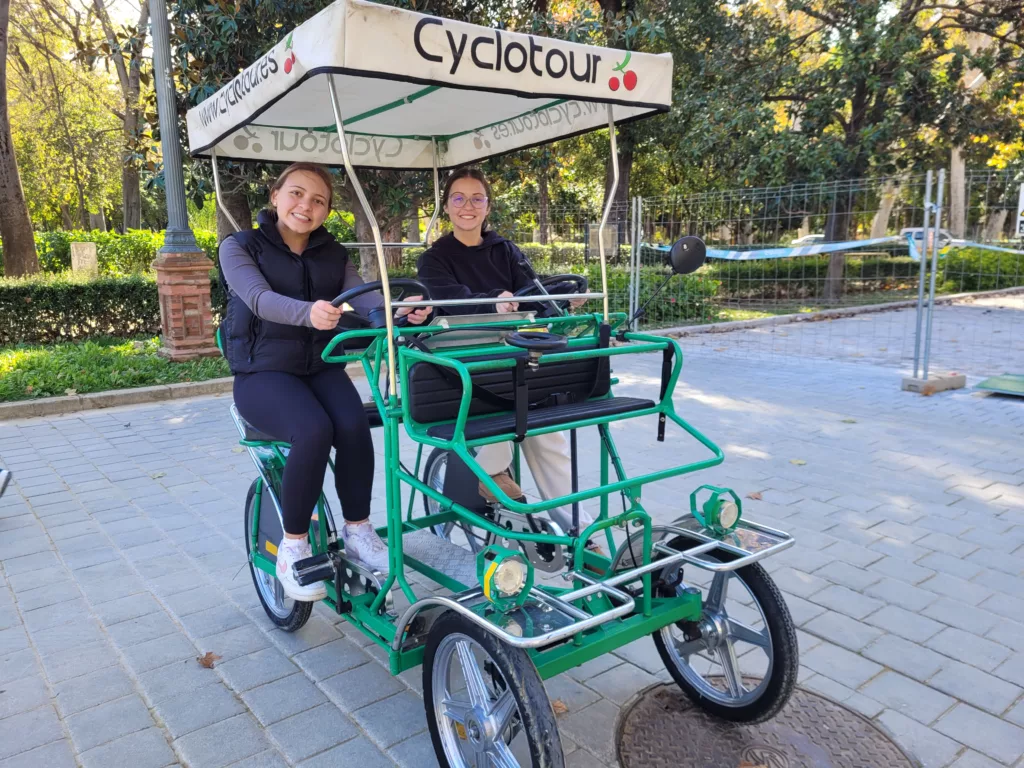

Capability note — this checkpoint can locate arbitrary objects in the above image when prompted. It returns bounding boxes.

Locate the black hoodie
[417,231,535,316]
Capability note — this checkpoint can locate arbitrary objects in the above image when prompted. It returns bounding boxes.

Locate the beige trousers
[475,431,593,533]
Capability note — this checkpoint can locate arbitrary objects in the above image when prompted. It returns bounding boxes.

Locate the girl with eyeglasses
[417,167,601,552]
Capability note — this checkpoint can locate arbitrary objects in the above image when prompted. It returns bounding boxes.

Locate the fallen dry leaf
[746,491,763,501]
[25,385,33,394]
[552,699,569,716]
[789,459,807,466]
[65,388,77,396]
[841,418,857,424]
[232,446,245,453]
[738,762,768,768]
[197,652,221,669]
[714,347,727,352]
[151,471,166,479]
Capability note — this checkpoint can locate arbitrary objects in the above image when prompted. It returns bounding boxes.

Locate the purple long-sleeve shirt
[219,237,382,327]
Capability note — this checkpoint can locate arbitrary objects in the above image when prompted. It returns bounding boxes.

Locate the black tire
[423,611,564,768]
[652,533,797,723]
[244,479,312,632]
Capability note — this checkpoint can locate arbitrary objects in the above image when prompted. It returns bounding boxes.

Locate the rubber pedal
[292,553,334,586]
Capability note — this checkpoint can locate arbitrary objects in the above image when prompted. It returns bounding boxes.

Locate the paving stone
[861,635,947,682]
[917,552,984,581]
[859,671,955,725]
[2,551,61,576]
[865,605,944,643]
[147,569,212,598]
[808,584,885,620]
[320,661,403,710]
[94,593,163,626]
[929,660,1022,715]
[53,666,135,716]
[877,709,962,768]
[121,632,199,674]
[78,727,176,768]
[979,592,1024,623]
[267,702,359,763]
[177,604,249,639]
[918,572,995,606]
[265,617,343,657]
[0,627,29,657]
[65,694,154,753]
[863,577,937,612]
[161,587,225,618]
[107,611,178,648]
[224,751,290,768]
[946,750,1004,768]
[922,598,1002,635]
[801,641,883,689]
[934,703,1024,764]
[293,638,370,681]
[545,673,603,714]
[0,705,65,760]
[217,647,300,693]
[585,663,659,706]
[137,657,222,704]
[770,566,829,599]
[152,683,246,739]
[297,736,396,768]
[195,624,270,663]
[351,690,428,749]
[0,675,50,720]
[388,730,440,768]
[0,739,77,768]
[21,597,91,632]
[805,610,884,651]
[241,673,328,727]
[925,627,1011,673]
[557,699,620,766]
[40,640,117,685]
[174,712,272,768]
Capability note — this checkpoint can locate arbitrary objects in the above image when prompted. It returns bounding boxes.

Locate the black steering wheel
[513,274,588,316]
[505,330,568,353]
[330,278,431,329]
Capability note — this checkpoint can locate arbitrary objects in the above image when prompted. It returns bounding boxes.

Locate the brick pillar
[152,251,220,361]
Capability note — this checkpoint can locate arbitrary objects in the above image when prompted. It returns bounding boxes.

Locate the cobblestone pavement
[1,331,1023,768]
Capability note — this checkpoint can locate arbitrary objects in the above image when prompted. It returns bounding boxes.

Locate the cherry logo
[609,52,637,91]
[283,32,297,74]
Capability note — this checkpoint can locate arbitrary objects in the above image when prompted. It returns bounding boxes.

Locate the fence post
[912,171,934,378]
[631,196,643,331]
[922,168,946,381]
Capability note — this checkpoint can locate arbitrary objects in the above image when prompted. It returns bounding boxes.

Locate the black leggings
[234,366,373,535]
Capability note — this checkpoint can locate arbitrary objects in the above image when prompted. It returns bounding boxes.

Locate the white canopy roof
[186,0,673,169]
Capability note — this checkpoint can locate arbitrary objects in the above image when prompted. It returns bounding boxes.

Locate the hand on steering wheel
[513,274,589,316]
[329,278,432,329]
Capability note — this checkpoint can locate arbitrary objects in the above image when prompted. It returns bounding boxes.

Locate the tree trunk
[89,210,107,231]
[407,210,419,243]
[870,180,900,239]
[384,219,403,271]
[352,205,377,281]
[983,209,1008,242]
[216,190,252,243]
[949,147,966,239]
[0,0,38,277]
[537,165,550,245]
[822,194,854,303]
[60,204,74,230]
[122,154,142,232]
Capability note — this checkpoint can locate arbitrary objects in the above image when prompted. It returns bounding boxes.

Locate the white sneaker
[342,521,390,574]
[275,538,328,602]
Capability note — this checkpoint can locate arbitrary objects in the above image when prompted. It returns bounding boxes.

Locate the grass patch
[0,336,230,403]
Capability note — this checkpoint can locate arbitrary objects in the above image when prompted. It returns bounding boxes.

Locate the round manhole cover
[617,683,916,768]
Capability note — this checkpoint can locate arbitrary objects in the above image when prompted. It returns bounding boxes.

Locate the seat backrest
[406,343,609,424]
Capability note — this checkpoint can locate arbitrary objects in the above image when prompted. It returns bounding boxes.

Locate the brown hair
[269,162,335,210]
[442,166,493,231]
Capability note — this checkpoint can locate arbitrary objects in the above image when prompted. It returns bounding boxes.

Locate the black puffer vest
[221,210,349,376]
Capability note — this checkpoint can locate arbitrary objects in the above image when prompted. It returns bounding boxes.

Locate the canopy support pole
[211,149,242,234]
[597,105,617,322]
[327,74,398,398]
[423,139,441,246]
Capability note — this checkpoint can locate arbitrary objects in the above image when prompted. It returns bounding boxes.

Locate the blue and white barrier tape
[645,236,1024,262]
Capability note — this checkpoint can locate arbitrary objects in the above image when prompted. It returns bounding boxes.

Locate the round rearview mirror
[669,236,707,275]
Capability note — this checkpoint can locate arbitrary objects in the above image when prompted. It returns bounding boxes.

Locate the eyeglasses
[449,193,489,209]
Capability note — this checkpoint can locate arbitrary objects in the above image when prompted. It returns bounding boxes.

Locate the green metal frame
[241,311,725,676]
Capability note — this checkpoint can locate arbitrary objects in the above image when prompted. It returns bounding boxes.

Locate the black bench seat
[424,396,655,441]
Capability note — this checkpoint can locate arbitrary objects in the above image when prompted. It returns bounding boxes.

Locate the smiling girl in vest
[220,162,430,601]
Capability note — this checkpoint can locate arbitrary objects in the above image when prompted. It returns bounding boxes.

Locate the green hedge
[938,247,1024,293]
[0,273,162,345]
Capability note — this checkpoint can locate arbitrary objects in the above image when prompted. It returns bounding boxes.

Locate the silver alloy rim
[659,569,774,707]
[432,633,525,768]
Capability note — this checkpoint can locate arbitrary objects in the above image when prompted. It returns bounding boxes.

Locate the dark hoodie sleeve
[417,247,505,315]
